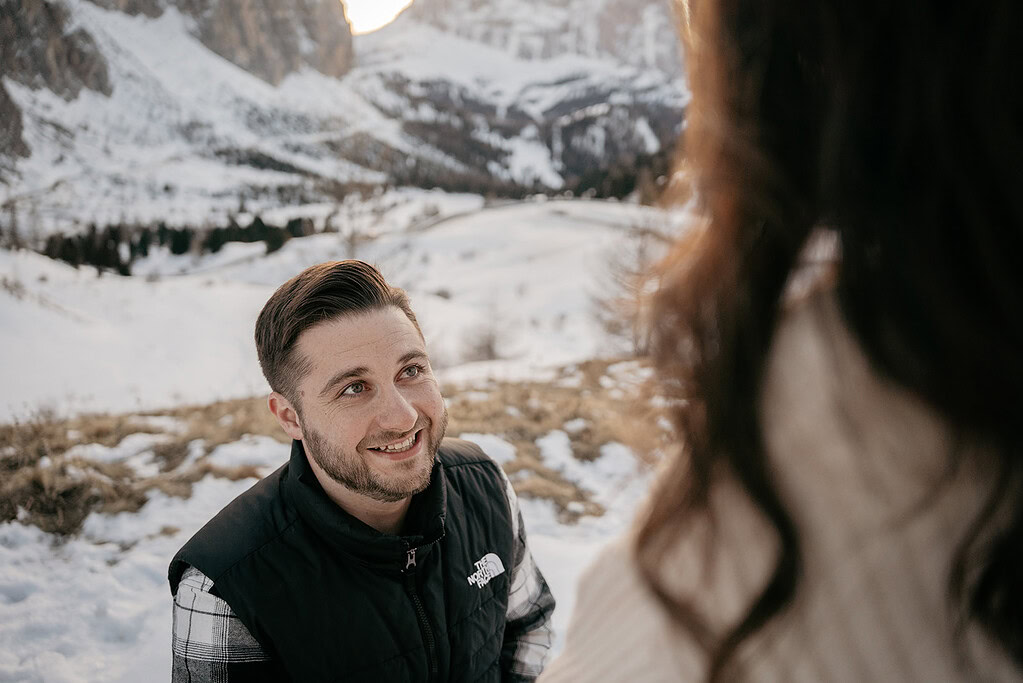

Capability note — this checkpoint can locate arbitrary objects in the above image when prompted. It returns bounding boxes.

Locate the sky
[341,0,414,34]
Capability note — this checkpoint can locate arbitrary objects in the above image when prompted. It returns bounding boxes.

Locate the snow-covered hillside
[0,0,688,236]
[0,197,687,421]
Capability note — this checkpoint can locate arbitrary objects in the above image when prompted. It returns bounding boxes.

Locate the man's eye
[341,382,366,396]
[403,364,422,378]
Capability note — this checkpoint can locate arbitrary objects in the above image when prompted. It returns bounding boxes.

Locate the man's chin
[369,447,434,499]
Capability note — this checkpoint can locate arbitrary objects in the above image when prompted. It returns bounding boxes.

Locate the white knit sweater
[541,291,1020,682]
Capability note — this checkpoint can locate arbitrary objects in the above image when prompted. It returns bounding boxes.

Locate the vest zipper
[403,546,438,682]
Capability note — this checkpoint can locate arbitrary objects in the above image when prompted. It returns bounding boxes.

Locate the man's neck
[305,457,411,535]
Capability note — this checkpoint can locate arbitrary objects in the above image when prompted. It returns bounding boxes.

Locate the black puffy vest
[168,438,515,682]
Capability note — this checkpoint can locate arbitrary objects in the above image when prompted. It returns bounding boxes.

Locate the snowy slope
[0,197,688,421]
[3,0,386,233]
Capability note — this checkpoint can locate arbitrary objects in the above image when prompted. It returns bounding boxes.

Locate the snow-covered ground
[0,196,685,681]
[0,432,653,682]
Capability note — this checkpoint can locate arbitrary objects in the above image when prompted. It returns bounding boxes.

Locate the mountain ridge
[0,0,687,238]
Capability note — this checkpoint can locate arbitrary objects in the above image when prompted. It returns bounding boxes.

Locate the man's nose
[376,385,418,433]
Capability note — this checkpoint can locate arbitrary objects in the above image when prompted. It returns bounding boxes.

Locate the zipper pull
[406,547,417,570]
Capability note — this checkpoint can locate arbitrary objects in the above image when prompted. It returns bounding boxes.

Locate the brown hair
[639,0,1023,679]
[254,260,421,406]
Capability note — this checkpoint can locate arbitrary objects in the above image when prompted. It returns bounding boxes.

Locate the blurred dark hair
[254,260,420,407]
[637,0,1023,679]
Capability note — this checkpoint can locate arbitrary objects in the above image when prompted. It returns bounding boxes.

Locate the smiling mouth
[369,430,421,454]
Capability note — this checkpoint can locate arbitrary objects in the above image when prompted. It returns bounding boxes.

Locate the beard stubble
[303,409,448,503]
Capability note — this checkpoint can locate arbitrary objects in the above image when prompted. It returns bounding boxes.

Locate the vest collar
[283,439,447,569]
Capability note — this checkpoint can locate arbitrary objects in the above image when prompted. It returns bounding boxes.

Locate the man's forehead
[297,307,426,368]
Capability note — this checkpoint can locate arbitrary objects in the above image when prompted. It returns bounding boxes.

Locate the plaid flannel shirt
[172,469,555,682]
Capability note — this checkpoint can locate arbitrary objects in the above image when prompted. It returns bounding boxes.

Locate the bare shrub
[1,276,26,298]
[591,223,675,356]
[0,400,284,536]
[0,457,146,535]
[461,319,503,363]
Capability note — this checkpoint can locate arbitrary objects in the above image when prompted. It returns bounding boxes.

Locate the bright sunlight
[341,0,415,34]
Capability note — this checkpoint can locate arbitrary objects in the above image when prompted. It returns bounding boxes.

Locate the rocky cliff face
[0,0,353,170]
[0,0,113,161]
[82,0,162,16]
[400,0,683,76]
[178,0,354,86]
[0,0,113,98]
[5,0,353,93]
[0,83,29,162]
[352,0,687,197]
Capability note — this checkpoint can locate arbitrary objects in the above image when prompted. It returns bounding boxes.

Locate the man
[168,260,555,682]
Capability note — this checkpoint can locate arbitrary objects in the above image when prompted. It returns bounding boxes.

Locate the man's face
[291,306,448,503]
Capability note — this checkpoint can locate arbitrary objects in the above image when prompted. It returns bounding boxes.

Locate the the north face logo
[467,553,505,588]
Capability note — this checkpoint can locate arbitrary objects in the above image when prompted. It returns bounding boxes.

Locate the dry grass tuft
[0,402,278,536]
[71,415,164,449]
[0,465,101,535]
[151,440,193,472]
[0,409,164,473]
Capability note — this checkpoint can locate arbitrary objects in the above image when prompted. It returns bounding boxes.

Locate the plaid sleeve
[498,468,557,681]
[172,566,280,682]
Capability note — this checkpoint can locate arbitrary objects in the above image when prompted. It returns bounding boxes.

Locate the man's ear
[268,392,304,441]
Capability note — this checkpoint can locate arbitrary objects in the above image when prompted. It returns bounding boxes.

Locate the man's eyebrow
[398,350,429,366]
[319,366,369,399]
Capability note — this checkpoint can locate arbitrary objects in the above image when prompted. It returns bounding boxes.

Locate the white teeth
[375,434,415,453]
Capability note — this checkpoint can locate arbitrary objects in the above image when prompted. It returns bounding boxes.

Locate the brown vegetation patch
[151,439,193,472]
[0,409,164,473]
[156,396,288,454]
[0,403,279,536]
[0,458,148,535]
[1,358,673,535]
[444,357,672,516]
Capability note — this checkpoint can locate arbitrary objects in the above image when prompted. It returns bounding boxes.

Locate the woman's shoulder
[540,534,705,682]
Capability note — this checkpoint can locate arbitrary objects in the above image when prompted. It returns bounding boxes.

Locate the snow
[205,435,289,475]
[562,417,588,433]
[63,433,174,478]
[455,433,518,464]
[0,476,256,682]
[355,19,637,119]
[0,249,272,420]
[0,411,652,682]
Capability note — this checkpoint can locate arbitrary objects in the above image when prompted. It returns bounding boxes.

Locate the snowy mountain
[0,0,688,237]
[400,0,684,77]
